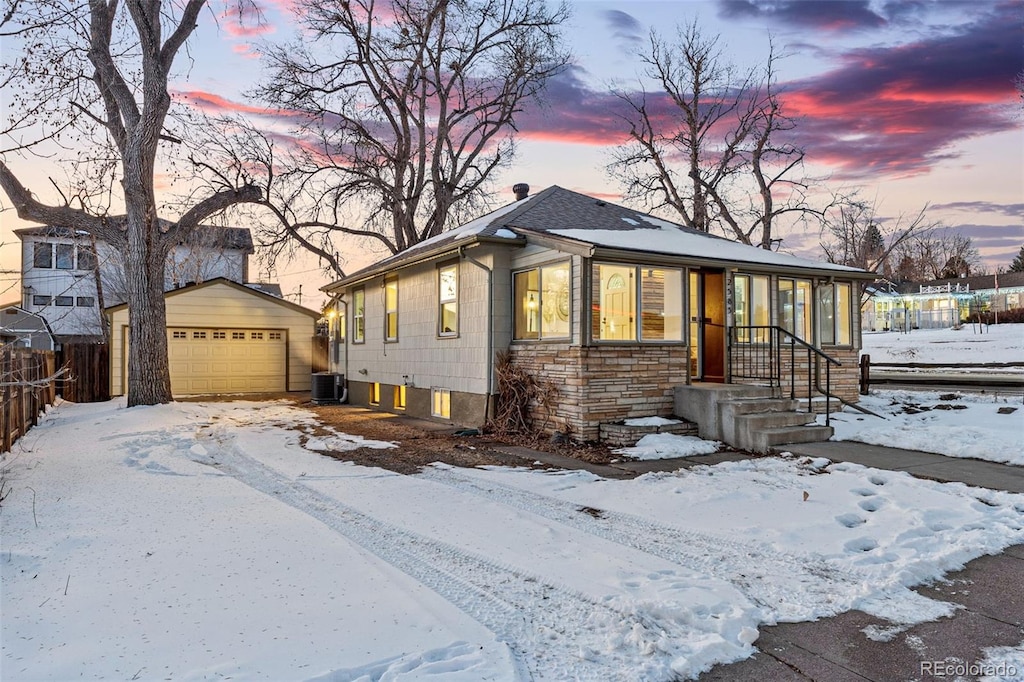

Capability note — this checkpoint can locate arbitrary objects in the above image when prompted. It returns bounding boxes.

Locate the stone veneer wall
[508,344,690,442]
[730,346,860,403]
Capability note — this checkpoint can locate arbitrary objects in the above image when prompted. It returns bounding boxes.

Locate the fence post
[859,354,870,395]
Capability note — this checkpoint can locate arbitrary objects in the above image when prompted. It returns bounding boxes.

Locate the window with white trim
[33,243,52,269]
[431,388,451,418]
[438,265,458,336]
[353,288,365,343]
[385,276,398,342]
[77,246,97,270]
[55,244,74,270]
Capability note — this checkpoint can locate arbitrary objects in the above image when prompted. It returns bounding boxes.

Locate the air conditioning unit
[311,372,345,404]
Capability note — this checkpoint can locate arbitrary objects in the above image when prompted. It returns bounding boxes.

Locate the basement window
[369,382,381,405]
[431,388,451,419]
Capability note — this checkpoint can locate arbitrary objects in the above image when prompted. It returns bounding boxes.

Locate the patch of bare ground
[181,393,617,474]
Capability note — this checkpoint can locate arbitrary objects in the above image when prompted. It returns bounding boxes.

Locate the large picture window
[352,288,365,343]
[384,276,398,342]
[438,265,458,336]
[592,264,682,342]
[513,261,570,340]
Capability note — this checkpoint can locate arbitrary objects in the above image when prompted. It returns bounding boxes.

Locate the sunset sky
[1,0,1022,309]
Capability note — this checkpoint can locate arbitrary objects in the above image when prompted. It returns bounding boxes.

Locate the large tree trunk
[123,219,172,406]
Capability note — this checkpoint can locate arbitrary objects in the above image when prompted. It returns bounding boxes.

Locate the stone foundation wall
[508,344,690,442]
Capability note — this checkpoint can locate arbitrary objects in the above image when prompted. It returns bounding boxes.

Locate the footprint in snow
[868,475,887,486]
[859,498,885,513]
[835,513,867,528]
[844,537,879,553]
[851,487,877,497]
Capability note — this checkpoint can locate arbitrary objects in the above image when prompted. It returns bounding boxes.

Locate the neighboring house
[15,225,259,342]
[862,272,1024,331]
[322,185,874,442]
[106,278,319,397]
[0,304,56,350]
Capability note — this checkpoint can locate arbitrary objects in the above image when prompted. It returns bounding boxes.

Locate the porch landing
[674,383,833,454]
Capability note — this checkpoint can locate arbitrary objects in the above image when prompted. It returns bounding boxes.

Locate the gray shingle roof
[326,185,870,289]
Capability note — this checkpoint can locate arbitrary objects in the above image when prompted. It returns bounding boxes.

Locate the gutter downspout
[330,294,349,404]
[459,245,494,423]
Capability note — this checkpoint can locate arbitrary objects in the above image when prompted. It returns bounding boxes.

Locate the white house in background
[15,225,272,342]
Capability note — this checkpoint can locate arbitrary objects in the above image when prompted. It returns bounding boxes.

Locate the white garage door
[167,328,287,394]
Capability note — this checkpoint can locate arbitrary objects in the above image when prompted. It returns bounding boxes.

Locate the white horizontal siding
[342,249,503,395]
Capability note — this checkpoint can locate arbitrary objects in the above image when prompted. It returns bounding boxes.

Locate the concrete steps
[751,424,834,452]
[674,383,834,454]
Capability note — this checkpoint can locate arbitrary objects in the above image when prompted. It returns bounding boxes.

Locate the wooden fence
[1,346,58,453]
[859,354,1024,393]
[59,343,110,403]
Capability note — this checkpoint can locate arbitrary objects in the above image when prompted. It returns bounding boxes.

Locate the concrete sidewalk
[780,440,1024,494]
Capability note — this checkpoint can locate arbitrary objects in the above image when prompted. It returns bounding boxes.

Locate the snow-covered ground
[824,323,1024,465]
[862,323,1024,369]
[822,389,1024,465]
[4,399,1024,681]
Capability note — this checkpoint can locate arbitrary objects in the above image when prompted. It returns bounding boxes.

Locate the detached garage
[108,278,320,397]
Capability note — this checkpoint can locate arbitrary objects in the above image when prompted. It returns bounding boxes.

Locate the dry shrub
[490,351,559,435]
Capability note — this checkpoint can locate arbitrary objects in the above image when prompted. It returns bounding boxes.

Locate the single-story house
[322,185,874,442]
[862,271,1024,331]
[0,304,56,350]
[107,278,320,397]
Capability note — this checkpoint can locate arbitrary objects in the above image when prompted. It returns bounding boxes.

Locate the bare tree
[0,1,261,406]
[819,197,937,297]
[890,228,982,281]
[608,22,821,248]
[253,0,571,260]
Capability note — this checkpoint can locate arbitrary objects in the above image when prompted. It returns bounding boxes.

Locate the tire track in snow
[194,423,691,681]
[418,465,869,619]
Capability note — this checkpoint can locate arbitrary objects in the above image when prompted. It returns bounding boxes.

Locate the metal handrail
[728,325,842,426]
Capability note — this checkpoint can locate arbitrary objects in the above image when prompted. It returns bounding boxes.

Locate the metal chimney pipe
[512,183,530,200]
